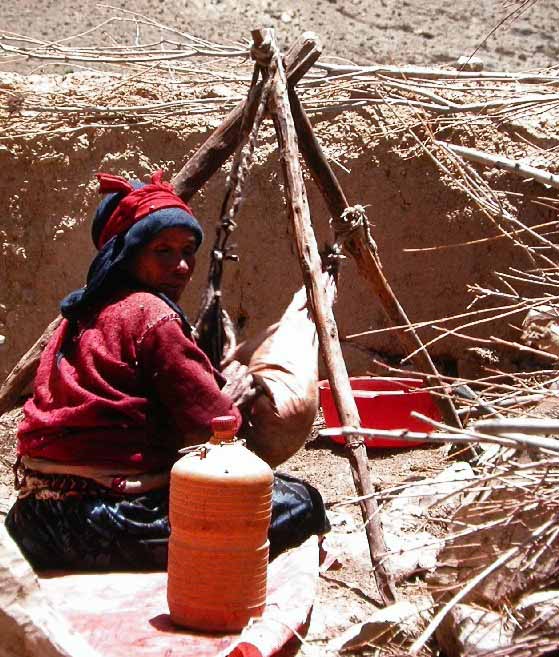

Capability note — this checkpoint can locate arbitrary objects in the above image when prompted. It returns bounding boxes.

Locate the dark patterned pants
[5,472,329,570]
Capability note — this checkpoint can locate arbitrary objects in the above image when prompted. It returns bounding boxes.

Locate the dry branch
[475,417,559,435]
[312,62,559,84]
[0,315,62,416]
[319,424,559,453]
[436,141,559,190]
[288,85,460,428]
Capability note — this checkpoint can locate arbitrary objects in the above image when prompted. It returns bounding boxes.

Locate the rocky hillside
[0,0,558,73]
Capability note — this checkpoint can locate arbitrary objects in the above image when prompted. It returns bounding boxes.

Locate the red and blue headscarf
[61,171,203,323]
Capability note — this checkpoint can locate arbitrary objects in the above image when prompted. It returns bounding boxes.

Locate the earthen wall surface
[1,72,558,380]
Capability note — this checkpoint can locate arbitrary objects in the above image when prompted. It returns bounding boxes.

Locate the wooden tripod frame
[180,28,462,603]
[0,28,462,604]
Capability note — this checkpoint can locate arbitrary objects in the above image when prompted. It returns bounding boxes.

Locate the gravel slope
[1,0,557,72]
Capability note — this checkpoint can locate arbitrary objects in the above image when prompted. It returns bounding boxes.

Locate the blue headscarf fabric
[61,180,204,328]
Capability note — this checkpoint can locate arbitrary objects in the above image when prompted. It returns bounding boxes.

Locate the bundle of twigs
[417,417,559,656]
[2,10,559,144]
[336,194,559,655]
[0,9,249,69]
[321,414,559,656]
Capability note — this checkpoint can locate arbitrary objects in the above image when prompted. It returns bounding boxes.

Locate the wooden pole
[260,28,396,604]
[172,32,322,203]
[288,88,461,428]
[0,315,62,416]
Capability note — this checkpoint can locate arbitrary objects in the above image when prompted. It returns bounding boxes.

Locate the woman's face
[129,227,197,302]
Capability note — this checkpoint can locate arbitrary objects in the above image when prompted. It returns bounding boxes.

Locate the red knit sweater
[18,291,241,471]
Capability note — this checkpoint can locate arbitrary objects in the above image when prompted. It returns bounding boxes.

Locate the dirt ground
[1,0,558,72]
[0,403,449,653]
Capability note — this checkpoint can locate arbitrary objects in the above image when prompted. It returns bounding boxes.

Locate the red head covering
[95,170,194,249]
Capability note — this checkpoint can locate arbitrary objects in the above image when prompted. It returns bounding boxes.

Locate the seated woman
[5,171,328,571]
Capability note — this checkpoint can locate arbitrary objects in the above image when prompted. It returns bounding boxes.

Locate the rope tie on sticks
[194,35,277,356]
[331,204,379,256]
[209,48,277,289]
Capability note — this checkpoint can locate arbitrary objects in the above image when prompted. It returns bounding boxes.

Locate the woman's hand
[221,360,258,410]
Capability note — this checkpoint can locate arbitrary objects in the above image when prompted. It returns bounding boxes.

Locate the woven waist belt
[16,456,169,500]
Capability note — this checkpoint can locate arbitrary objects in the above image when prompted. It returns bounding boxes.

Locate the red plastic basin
[318,377,442,448]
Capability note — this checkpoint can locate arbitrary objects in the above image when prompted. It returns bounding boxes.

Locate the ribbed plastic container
[167,415,274,632]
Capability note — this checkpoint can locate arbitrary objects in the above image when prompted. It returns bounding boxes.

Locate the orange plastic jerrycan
[167,415,274,632]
